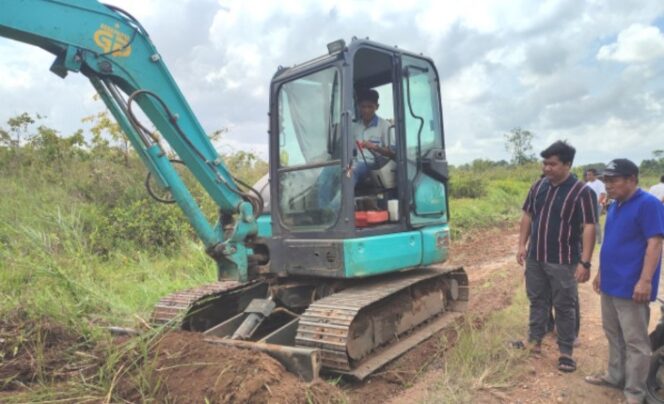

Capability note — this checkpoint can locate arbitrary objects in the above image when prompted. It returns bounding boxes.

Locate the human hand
[592,273,600,294]
[633,279,651,303]
[516,246,526,266]
[362,141,378,151]
[575,264,590,283]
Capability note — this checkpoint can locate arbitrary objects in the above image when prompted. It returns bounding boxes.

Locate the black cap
[603,158,639,177]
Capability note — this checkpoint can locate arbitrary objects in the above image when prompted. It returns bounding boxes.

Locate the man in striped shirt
[516,140,598,373]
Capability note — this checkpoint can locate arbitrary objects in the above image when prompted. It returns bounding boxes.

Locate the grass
[425,286,530,403]
[0,157,220,400]
[450,176,533,239]
[0,160,217,320]
[0,157,534,400]
[0,323,176,403]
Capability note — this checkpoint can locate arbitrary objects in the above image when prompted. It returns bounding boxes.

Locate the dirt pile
[136,331,344,404]
[0,310,87,391]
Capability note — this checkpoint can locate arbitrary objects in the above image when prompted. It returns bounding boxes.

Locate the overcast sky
[1,0,664,165]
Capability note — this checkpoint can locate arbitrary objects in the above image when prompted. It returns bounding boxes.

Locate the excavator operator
[318,88,396,210]
[353,88,394,182]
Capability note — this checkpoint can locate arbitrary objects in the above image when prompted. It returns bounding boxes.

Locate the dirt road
[344,226,524,403]
[383,226,661,404]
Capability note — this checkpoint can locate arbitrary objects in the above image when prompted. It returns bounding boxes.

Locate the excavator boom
[0,0,258,281]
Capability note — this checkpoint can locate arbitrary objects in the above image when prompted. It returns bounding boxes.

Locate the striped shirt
[522,175,597,264]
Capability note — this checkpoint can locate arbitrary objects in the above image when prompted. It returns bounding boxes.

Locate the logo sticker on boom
[93,23,132,57]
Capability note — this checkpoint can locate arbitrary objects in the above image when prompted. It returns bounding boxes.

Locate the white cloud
[444,63,490,103]
[597,23,664,63]
[2,0,664,166]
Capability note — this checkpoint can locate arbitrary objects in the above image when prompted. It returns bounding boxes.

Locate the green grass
[0,172,216,326]
[0,146,266,400]
[425,287,530,403]
[450,176,533,239]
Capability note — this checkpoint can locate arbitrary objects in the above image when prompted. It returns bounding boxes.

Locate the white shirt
[354,115,391,165]
[649,183,664,202]
[586,179,606,201]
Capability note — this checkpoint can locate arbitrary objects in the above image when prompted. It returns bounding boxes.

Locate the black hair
[661,175,664,183]
[357,88,379,104]
[585,168,597,176]
[540,140,576,165]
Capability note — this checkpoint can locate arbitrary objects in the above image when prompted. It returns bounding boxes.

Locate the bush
[449,176,532,239]
[449,172,488,199]
[89,199,189,256]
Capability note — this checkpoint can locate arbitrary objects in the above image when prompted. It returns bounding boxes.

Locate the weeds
[426,288,529,403]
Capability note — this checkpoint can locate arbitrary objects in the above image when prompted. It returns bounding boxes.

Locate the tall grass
[0,170,217,328]
[449,167,537,239]
[426,287,530,403]
[0,156,222,401]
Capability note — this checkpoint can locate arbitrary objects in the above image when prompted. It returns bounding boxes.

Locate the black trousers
[525,258,578,355]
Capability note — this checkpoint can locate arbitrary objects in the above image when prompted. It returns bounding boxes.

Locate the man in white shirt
[353,89,394,179]
[317,89,394,209]
[650,175,664,203]
[585,168,607,243]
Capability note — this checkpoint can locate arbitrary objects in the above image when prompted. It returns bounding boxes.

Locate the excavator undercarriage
[152,267,468,381]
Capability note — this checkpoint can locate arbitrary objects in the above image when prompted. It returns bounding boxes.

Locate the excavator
[1,0,468,381]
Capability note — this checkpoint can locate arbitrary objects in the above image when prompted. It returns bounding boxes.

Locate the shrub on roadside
[89,199,189,256]
[449,172,488,199]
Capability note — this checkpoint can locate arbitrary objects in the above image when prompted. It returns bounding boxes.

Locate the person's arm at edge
[599,192,607,206]
[576,223,595,283]
[633,236,663,303]
[517,212,532,266]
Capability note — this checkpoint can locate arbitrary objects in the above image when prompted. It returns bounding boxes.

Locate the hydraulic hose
[126,89,263,216]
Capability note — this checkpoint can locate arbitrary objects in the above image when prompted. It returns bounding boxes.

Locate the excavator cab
[268,39,451,279]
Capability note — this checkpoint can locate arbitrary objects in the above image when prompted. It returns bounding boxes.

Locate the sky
[1,0,664,166]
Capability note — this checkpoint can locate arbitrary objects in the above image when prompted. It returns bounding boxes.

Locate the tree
[641,149,664,175]
[28,126,86,171]
[82,111,129,165]
[0,112,41,166]
[504,127,536,165]
[7,112,37,149]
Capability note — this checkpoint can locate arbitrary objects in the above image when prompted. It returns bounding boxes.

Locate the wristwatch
[580,261,591,270]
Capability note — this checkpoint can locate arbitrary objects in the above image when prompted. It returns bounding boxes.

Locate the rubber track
[295,267,468,372]
[151,281,246,325]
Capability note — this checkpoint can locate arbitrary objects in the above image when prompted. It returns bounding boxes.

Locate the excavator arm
[0,0,259,281]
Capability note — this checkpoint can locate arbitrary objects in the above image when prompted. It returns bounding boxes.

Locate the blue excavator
[1,0,467,380]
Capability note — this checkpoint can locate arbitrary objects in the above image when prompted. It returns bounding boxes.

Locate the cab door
[400,55,449,227]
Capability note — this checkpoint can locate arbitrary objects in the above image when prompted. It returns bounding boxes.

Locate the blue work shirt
[600,189,664,301]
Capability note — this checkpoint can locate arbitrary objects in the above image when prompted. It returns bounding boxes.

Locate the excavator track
[151,280,267,331]
[295,267,468,378]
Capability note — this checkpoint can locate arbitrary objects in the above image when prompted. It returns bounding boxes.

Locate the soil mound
[143,331,344,404]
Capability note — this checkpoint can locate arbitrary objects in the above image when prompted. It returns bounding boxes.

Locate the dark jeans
[546,297,580,337]
[317,161,372,210]
[525,258,578,355]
